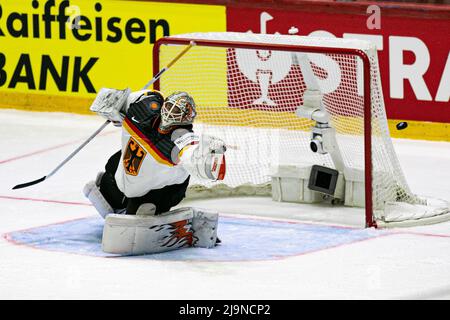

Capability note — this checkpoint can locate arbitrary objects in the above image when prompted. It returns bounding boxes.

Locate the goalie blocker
[102,206,219,255]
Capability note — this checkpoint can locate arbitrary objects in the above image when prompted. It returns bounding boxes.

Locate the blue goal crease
[5,215,385,261]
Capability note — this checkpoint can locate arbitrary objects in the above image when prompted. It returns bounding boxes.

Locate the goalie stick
[12,42,196,190]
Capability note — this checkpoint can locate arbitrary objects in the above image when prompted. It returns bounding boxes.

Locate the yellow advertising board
[0,0,226,113]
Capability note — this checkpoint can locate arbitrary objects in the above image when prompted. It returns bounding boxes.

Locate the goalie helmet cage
[152,32,450,228]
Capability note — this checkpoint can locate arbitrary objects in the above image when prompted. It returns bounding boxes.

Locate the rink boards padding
[4,215,384,261]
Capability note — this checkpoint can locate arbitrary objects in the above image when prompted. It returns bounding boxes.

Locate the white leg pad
[102,207,219,255]
[83,181,114,219]
[192,208,219,249]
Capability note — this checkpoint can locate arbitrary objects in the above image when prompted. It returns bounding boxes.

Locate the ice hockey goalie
[83,88,226,255]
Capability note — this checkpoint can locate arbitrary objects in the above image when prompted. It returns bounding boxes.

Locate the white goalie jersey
[109,90,226,198]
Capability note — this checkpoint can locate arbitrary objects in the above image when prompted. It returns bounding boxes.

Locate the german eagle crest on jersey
[123,137,147,176]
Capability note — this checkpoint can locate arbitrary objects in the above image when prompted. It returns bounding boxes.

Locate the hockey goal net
[153,32,450,228]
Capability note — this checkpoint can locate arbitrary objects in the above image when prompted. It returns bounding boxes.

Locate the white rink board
[0,109,450,299]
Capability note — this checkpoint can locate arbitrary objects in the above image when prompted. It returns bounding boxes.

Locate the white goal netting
[155,32,450,227]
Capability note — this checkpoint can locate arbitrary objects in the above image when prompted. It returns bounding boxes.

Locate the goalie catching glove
[178,133,227,182]
[90,88,131,126]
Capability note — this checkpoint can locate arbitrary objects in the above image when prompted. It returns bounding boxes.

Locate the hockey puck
[396,122,408,130]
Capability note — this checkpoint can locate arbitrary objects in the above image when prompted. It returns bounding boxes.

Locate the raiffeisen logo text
[0,0,170,44]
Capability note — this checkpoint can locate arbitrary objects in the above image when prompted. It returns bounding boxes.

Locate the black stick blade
[12,176,46,190]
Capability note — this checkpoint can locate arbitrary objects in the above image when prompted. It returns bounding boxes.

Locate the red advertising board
[226,6,450,123]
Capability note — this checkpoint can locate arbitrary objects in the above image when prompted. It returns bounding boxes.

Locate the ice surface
[0,109,450,299]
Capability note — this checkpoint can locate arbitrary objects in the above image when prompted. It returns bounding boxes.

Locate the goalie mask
[160,92,197,131]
